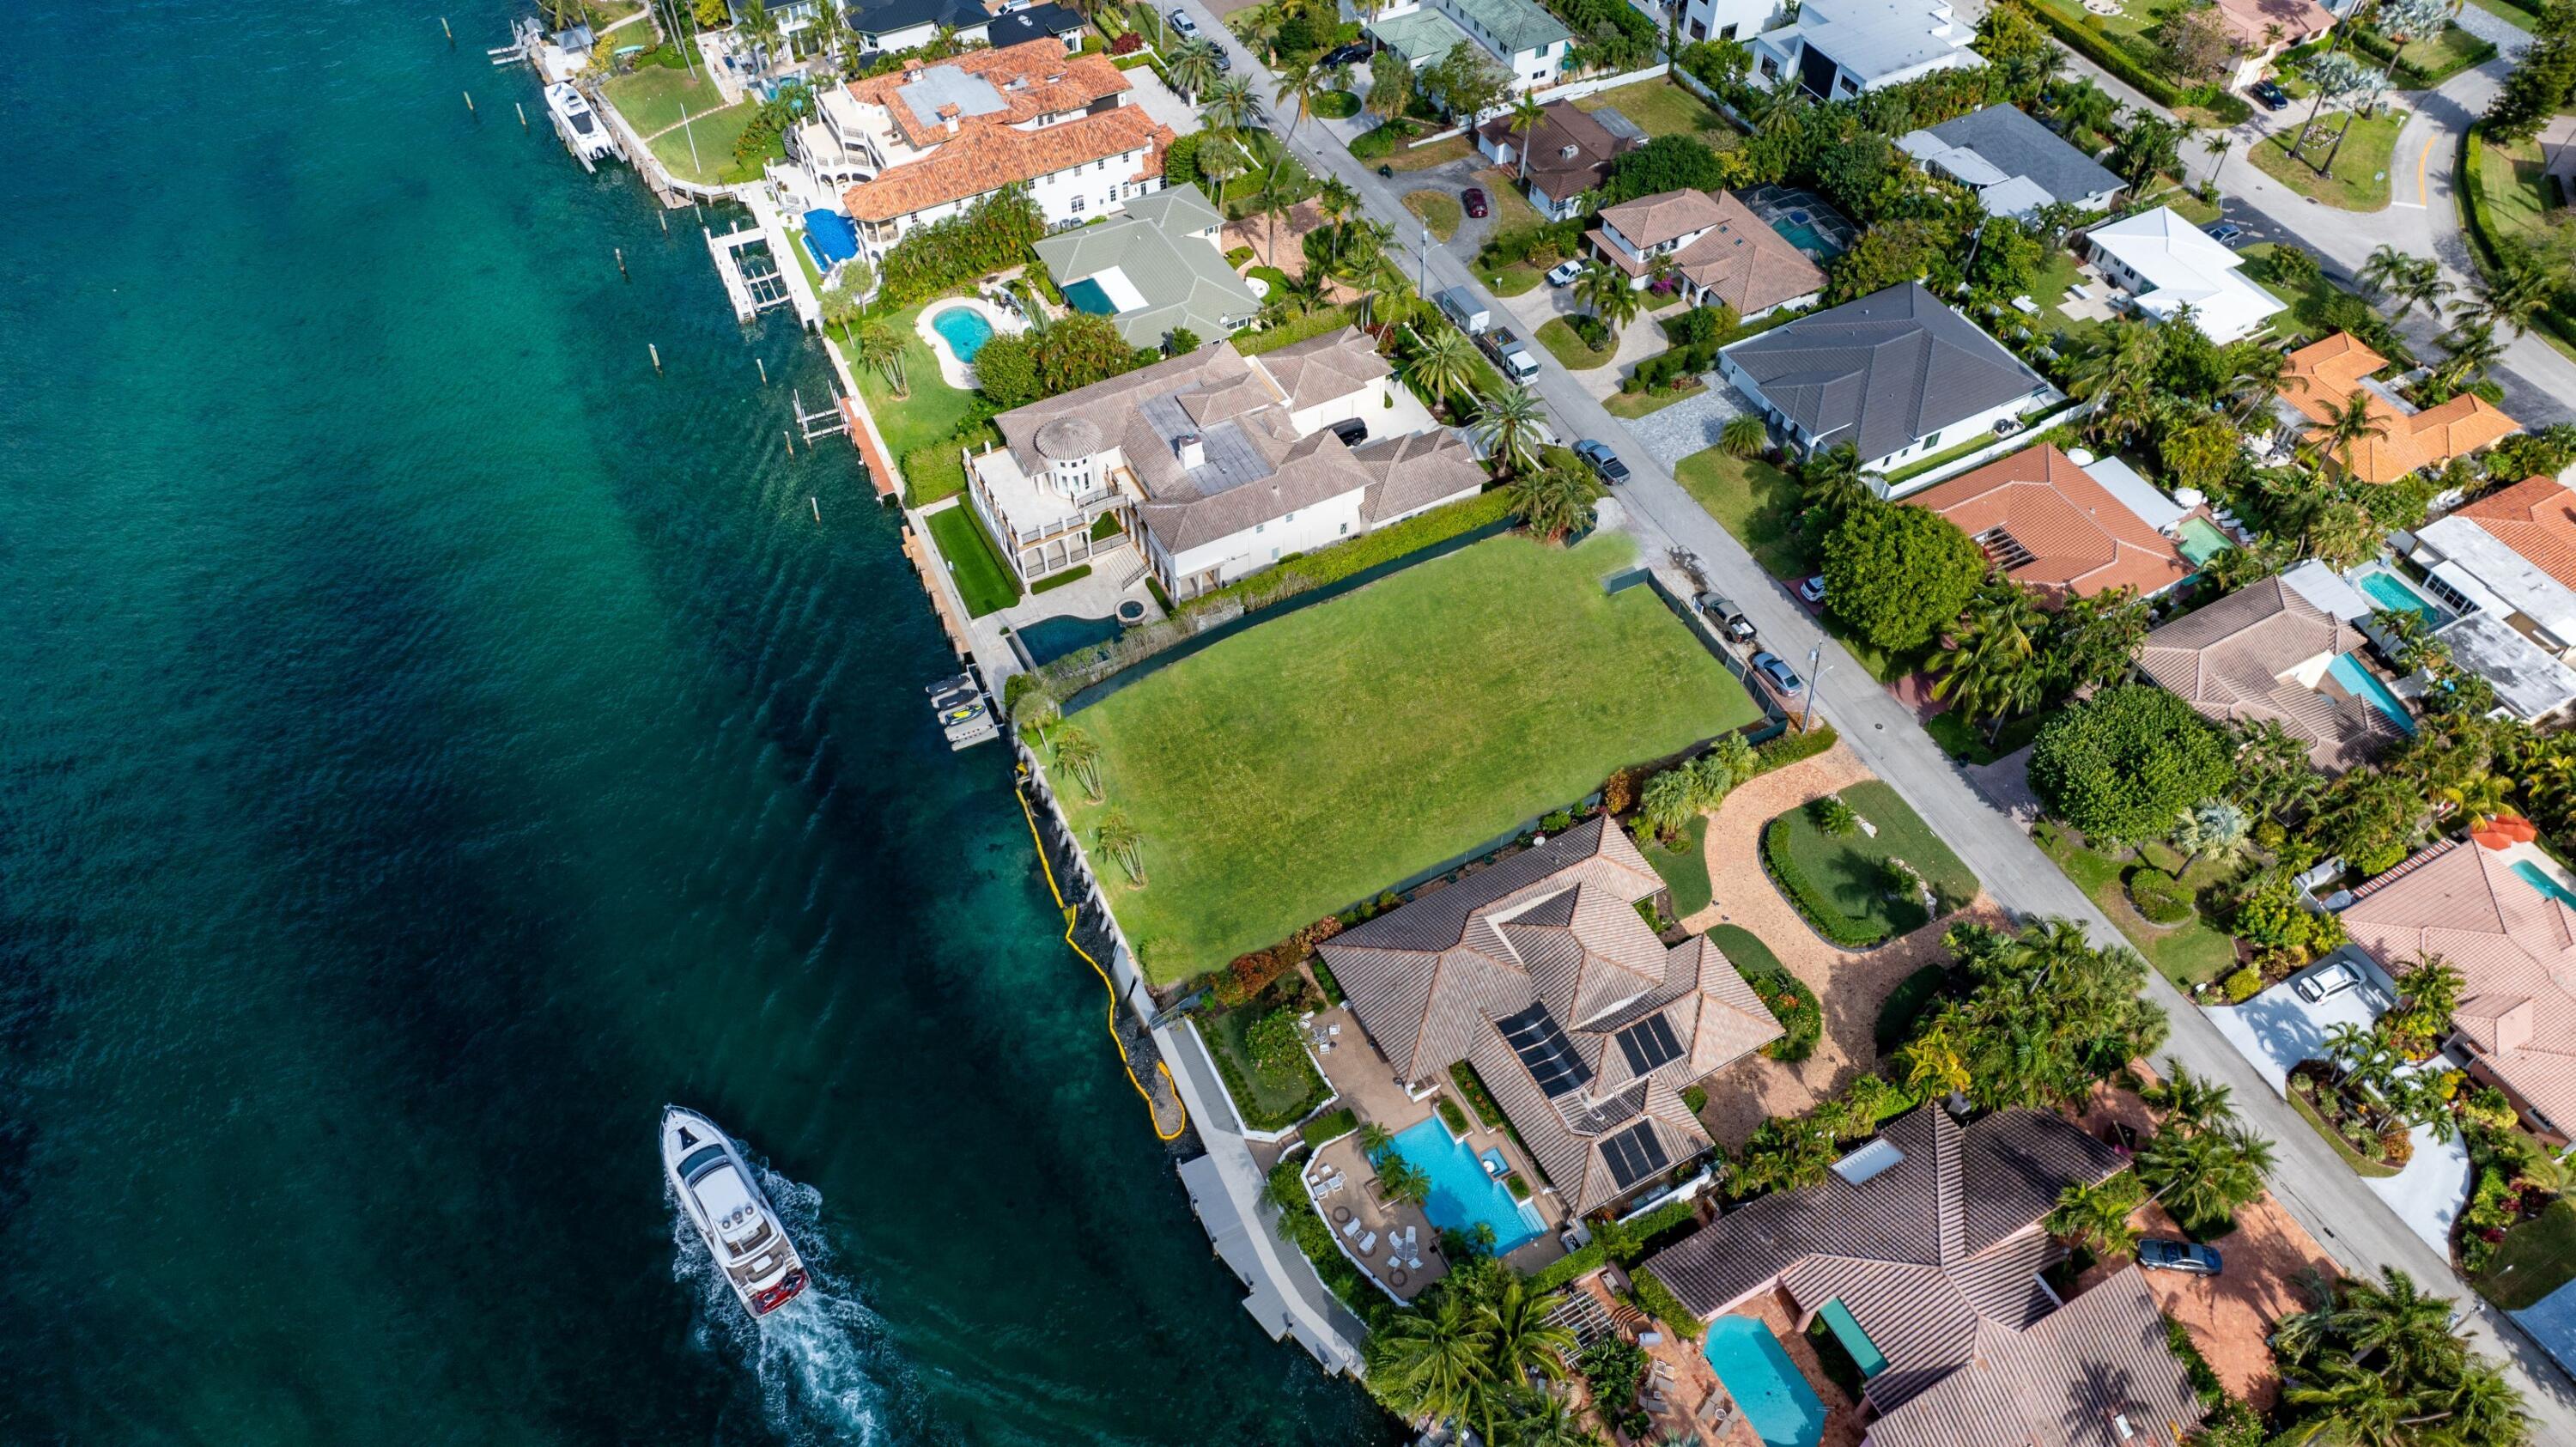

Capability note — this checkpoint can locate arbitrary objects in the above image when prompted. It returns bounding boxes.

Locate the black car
[1750,651,1804,695]
[1319,40,1374,67]
[1327,416,1369,446]
[1573,439,1627,484]
[2138,1238,2223,1276]
[1212,46,1233,71]
[2251,78,2290,111]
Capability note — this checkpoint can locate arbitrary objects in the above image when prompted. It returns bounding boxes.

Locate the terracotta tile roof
[2215,0,2334,49]
[1598,189,1735,249]
[841,105,1171,222]
[1321,818,1783,1215]
[2458,476,2576,593]
[2342,839,2576,1132]
[1644,1108,2129,1413]
[1904,443,2192,602]
[2281,332,2520,484]
[1477,102,1627,202]
[847,40,1129,149]
[2134,577,2400,773]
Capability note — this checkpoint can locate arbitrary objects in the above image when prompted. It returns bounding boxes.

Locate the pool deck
[1568,1269,1767,1446]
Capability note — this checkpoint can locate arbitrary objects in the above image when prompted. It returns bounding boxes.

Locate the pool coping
[1387,1116,1549,1256]
[914,295,1025,392]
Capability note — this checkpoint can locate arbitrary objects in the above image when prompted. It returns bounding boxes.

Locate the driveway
[2203,954,2392,1095]
[2367,1110,2476,1253]
[1622,383,1747,468]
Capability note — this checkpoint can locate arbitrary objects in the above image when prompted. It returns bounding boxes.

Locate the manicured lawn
[2032,823,2242,989]
[1383,133,1474,172]
[1474,168,1543,232]
[643,100,777,185]
[1404,189,1463,242]
[923,503,1021,617]
[1481,262,1543,296]
[1607,380,1704,419]
[1044,533,1764,981]
[2289,1085,2403,1180]
[2235,241,2396,353]
[2250,111,2407,211]
[850,302,977,459]
[1201,1006,1329,1131]
[1573,79,1737,141]
[1885,428,2012,484]
[1768,781,1978,943]
[1673,447,1810,579]
[2476,133,2559,242]
[1643,815,1712,917]
[599,64,726,134]
[1535,315,1616,369]
[2477,1199,2576,1309]
[2399,24,2499,81]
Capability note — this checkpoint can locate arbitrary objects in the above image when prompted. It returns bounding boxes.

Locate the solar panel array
[1614,1013,1685,1074]
[1497,1001,1592,1099]
[1601,1120,1670,1189]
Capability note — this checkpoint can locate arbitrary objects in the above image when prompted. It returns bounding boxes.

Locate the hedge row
[1524,1196,1699,1292]
[2349,23,2496,88]
[1181,489,1511,616]
[1750,722,1838,776]
[1630,1266,1706,1341]
[1300,1106,1358,1148]
[2028,4,2186,107]
[1762,817,1890,948]
[1449,1059,1510,1128]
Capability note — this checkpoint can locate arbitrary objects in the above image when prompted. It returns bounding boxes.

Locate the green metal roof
[1442,0,1571,58]
[1369,8,1479,64]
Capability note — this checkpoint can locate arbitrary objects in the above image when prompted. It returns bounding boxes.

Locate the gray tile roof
[1900,104,2123,210]
[1721,282,2046,462]
[1643,1107,2124,1413]
[1033,184,1261,350]
[2135,577,2399,773]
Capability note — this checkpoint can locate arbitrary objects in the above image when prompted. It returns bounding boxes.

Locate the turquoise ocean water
[0,2,1387,1442]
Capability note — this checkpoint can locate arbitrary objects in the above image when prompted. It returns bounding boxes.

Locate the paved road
[1178,4,2576,1425]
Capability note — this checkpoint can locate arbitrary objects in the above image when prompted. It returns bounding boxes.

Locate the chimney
[938,102,961,136]
[902,58,923,73]
[1174,432,1205,470]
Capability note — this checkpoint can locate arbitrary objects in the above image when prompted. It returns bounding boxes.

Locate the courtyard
[1042,532,1764,982]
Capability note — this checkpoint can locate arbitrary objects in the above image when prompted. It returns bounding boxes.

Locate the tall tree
[1473,386,1548,474]
[1364,1292,1493,1427]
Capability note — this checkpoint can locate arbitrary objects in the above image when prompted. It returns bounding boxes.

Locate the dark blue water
[0,3,1387,1443]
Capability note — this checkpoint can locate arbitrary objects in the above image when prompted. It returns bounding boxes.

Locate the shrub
[1874,964,1950,1054]
[1506,1173,1532,1200]
[1349,122,1403,160]
[1681,1084,1709,1114]
[2025,0,2186,106]
[1437,1094,1471,1134]
[2028,686,2231,845]
[901,440,969,507]
[1449,1060,1508,1128]
[1569,313,1611,350]
[1308,956,1345,1006]
[1628,1267,1705,1339]
[2232,869,2347,964]
[1300,1107,1358,1147]
[878,189,1046,307]
[2127,867,2196,925]
[1737,951,1824,1060]
[1814,794,1860,836]
[2221,966,2263,1003]
[1764,818,1890,949]
[1822,503,1987,653]
[1752,723,1838,774]
[1109,28,1142,53]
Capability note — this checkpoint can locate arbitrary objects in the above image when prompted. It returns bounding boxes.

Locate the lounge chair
[1406,1254,1423,1270]
[1341,1216,1363,1238]
[1357,1230,1377,1254]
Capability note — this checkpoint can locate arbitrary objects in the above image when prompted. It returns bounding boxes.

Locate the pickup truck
[1479,326,1540,382]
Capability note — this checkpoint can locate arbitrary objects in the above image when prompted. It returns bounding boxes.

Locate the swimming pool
[2515,860,2576,909]
[1017,612,1121,666]
[2328,653,2415,733]
[1386,1116,1546,1255]
[2177,517,2234,567]
[1062,277,1120,315]
[1768,218,1832,256]
[1702,1316,1828,1447]
[2354,566,2446,629]
[927,304,996,363]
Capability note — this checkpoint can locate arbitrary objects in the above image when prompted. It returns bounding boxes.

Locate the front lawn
[850,302,978,459]
[2397,23,2499,82]
[1404,189,1463,242]
[1672,447,1811,579]
[1382,133,1474,172]
[1764,781,1978,946]
[923,503,1021,617]
[1923,708,2044,765]
[1607,380,1704,419]
[1572,79,1737,141]
[1313,89,1361,119]
[598,64,727,134]
[1643,815,1712,917]
[644,101,772,185]
[1200,1006,1330,1131]
[2474,1198,2576,1310]
[1481,262,1543,297]
[1535,315,1616,369]
[2032,822,2242,989]
[2250,111,2407,211]
[1042,532,1764,981]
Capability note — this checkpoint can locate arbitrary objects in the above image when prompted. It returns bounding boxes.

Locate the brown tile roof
[2134,577,2401,773]
[1643,1108,2127,1412]
[2342,839,2576,1134]
[1589,190,1826,314]
[848,40,1130,149]
[842,105,1170,222]
[2457,476,2576,593]
[1599,189,1735,250]
[2214,0,2334,49]
[1476,102,1627,202]
[1860,1267,2208,1447]
[1251,325,1391,411]
[2281,332,2520,484]
[1321,818,1783,1215]
[1905,444,2192,603]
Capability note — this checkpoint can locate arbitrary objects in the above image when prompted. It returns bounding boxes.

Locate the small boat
[662,1106,808,1317]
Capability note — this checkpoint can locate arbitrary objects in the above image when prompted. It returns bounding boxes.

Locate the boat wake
[671,1160,900,1445]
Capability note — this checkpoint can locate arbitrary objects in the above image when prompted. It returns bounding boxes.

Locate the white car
[1546,258,1584,287]
[2294,961,2362,1002]
[1168,7,1200,37]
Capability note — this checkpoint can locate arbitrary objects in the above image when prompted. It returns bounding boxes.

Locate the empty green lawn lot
[598,64,726,135]
[1048,533,1762,982]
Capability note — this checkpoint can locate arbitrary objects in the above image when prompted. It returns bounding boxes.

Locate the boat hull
[662,1106,808,1318]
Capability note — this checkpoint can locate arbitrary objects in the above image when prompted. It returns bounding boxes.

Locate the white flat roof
[2282,558,2373,623]
[2090,206,2285,341]
[2082,453,2187,533]
[2437,611,2576,718]
[2421,514,2576,642]
[1085,264,1151,314]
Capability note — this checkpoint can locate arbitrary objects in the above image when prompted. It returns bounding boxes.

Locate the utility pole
[1800,644,1825,733]
[1418,221,1430,298]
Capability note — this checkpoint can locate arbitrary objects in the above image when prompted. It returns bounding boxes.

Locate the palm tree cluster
[1924,919,2169,1114]
[2272,1268,2525,1447]
[2133,1058,2277,1233]
[1927,580,2151,739]
[1364,1260,1593,1444]
[1030,721,1151,887]
[1634,736,1759,843]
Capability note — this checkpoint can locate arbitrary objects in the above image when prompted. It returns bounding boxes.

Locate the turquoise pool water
[2178,517,2234,567]
[928,304,996,362]
[1770,219,1832,255]
[1062,277,1120,315]
[2513,860,2576,909]
[2357,568,2445,628]
[1387,1117,1545,1255]
[1702,1317,1827,1447]
[2328,653,2415,733]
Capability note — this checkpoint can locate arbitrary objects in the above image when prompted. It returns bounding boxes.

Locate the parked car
[1212,46,1232,71]
[1168,7,1200,36]
[1327,416,1369,446]
[1696,593,1756,641]
[1751,651,1804,695]
[2251,78,2290,111]
[1478,325,1541,381]
[2294,960,2363,1002]
[1319,40,1373,66]
[1463,186,1489,218]
[1546,258,1585,287]
[2205,222,2245,247]
[1798,575,1826,605]
[1574,439,1628,483]
[2138,1238,2224,1276]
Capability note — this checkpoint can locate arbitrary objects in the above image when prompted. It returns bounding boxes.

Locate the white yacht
[662,1106,808,1317]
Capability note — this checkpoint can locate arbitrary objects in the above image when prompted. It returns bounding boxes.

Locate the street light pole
[1419,221,1431,298]
[1800,643,1825,733]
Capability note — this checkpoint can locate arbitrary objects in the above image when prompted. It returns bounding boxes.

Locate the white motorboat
[662,1106,809,1317]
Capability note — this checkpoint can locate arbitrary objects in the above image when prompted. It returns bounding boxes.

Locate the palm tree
[1593,277,1644,344]
[2312,389,2390,476]
[1505,466,1599,544]
[2359,243,2414,298]
[2137,1122,2276,1231]
[1200,75,1262,141]
[1358,1121,1394,1157]
[2049,79,2117,152]
[1572,261,1629,325]
[1506,1395,1607,1447]
[1051,725,1105,800]
[2046,1171,2147,1257]
[2437,769,2513,829]
[1406,326,1479,414]
[1472,385,1546,475]
[738,0,781,77]
[1273,57,1331,141]
[1167,38,1221,104]
[1476,1276,1577,1391]
[1750,83,1807,139]
[1094,808,1146,885]
[1377,1155,1432,1207]
[1795,443,1875,517]
[2435,319,2506,393]
[1364,1292,1493,1427]
[2279,1355,2415,1447]
[1928,587,2046,735]
[2334,1268,2464,1382]
[2458,258,2554,337]
[2141,1059,2235,1134]
[818,276,865,347]
[1013,690,1060,747]
[1638,768,1698,842]
[1507,90,1546,180]
[852,319,908,398]
[1720,414,1769,459]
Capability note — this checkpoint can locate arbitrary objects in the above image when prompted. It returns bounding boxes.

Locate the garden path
[1681,744,2003,1148]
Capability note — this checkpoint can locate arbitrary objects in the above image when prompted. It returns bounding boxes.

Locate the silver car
[2294,961,2362,1002]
